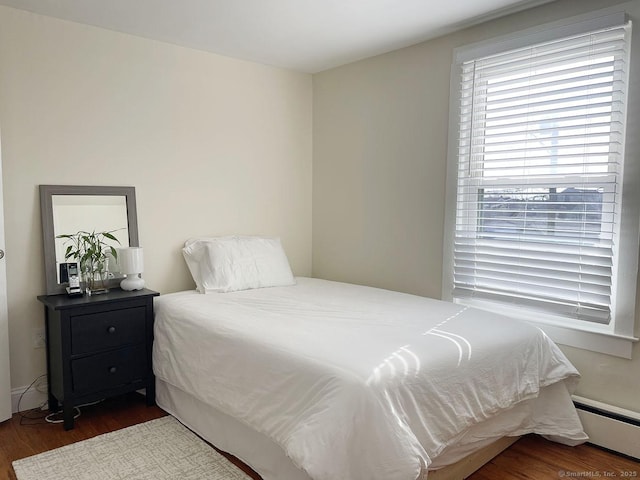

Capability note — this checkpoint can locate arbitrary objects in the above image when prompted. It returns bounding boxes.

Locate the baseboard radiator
[573,395,640,460]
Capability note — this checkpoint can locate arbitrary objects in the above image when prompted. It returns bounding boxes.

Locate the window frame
[443,8,639,359]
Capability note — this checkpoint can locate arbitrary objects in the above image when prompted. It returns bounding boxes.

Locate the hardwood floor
[0,393,166,480]
[470,435,639,479]
[1,393,638,479]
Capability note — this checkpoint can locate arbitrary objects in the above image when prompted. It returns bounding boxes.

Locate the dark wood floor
[1,393,638,479]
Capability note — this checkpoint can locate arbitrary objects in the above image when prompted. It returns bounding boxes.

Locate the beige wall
[3,0,639,414]
[0,6,312,390]
[313,0,640,413]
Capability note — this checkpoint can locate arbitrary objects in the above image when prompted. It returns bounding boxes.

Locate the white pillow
[182,235,234,292]
[182,235,296,293]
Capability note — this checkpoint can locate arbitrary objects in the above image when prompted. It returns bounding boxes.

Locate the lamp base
[120,275,145,291]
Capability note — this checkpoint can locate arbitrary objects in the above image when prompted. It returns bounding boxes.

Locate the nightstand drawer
[71,345,147,394]
[71,306,146,355]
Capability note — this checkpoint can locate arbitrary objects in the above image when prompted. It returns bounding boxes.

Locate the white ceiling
[0,0,555,73]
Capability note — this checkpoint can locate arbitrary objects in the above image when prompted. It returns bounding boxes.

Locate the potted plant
[57,230,121,294]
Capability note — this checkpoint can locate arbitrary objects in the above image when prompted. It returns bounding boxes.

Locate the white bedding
[153,277,587,480]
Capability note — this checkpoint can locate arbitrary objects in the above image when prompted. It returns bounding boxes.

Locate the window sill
[456,298,638,359]
[528,320,637,359]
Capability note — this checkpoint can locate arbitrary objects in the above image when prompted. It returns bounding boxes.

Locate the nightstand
[37,288,159,430]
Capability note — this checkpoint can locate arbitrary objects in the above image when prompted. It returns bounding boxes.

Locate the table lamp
[118,247,145,291]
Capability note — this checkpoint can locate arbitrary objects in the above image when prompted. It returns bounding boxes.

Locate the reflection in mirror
[52,195,130,283]
[40,185,138,295]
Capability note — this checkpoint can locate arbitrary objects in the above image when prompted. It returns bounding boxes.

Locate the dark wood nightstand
[37,288,159,430]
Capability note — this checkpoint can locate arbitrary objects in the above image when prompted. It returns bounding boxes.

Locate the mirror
[40,185,139,295]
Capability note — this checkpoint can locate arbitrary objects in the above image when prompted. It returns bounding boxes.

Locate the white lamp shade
[118,247,144,274]
[117,247,146,291]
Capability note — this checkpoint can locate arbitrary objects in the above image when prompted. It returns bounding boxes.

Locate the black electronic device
[65,263,83,297]
[60,262,79,284]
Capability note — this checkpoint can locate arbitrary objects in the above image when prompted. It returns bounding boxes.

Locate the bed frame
[426,436,519,479]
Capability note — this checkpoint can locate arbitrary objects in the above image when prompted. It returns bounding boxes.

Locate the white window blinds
[453,20,631,324]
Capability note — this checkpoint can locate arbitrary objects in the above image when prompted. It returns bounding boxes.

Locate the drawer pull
[107,326,116,334]
[108,366,117,374]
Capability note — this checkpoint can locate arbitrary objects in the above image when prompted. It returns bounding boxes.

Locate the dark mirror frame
[40,185,139,295]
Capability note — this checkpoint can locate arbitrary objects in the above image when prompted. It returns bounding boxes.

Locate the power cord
[44,407,81,424]
[18,375,48,425]
[17,374,103,425]
[44,399,104,423]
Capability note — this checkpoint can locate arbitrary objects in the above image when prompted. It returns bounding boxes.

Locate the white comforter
[153,277,586,480]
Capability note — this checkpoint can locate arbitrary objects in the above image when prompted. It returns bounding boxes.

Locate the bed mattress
[153,277,587,480]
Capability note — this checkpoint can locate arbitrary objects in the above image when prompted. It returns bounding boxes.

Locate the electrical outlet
[32,327,46,349]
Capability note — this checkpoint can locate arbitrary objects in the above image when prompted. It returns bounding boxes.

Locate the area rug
[12,416,252,480]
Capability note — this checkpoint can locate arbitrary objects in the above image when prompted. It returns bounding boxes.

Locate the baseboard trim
[11,382,48,413]
[573,395,640,460]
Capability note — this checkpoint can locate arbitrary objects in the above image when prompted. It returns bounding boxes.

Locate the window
[444,12,638,357]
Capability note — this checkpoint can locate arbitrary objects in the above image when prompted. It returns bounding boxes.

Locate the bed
[152,236,587,480]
